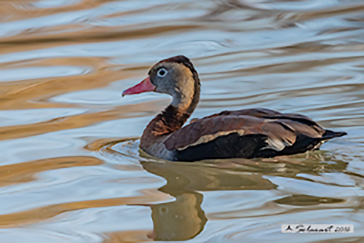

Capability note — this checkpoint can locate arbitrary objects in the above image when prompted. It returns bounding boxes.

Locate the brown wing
[189,108,318,127]
[164,108,345,161]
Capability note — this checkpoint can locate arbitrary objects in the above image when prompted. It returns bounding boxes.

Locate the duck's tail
[312,130,347,150]
[322,130,347,140]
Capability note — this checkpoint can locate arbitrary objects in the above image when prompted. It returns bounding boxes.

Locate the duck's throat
[142,76,200,138]
[143,105,191,138]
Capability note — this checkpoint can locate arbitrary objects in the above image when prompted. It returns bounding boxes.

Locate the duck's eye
[157,68,168,77]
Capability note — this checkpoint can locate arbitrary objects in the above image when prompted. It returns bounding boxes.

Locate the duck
[122,55,347,162]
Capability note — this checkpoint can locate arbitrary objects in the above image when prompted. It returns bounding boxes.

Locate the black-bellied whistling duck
[122,55,347,162]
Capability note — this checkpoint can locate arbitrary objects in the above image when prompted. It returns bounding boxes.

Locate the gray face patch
[150,62,195,110]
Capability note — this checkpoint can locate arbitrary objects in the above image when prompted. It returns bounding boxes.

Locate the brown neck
[141,82,200,143]
[142,105,191,138]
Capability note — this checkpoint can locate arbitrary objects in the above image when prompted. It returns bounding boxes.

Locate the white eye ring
[157,68,168,77]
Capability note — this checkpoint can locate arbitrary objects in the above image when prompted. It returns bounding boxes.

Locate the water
[0,0,363,242]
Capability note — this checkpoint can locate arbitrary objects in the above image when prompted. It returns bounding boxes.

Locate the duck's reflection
[149,190,206,241]
[141,160,277,241]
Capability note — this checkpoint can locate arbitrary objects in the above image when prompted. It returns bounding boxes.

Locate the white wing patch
[263,137,295,151]
[313,140,326,150]
[176,129,245,151]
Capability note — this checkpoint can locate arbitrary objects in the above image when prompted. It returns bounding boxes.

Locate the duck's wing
[189,108,317,126]
[165,109,346,161]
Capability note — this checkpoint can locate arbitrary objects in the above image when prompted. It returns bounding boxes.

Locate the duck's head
[123,55,200,111]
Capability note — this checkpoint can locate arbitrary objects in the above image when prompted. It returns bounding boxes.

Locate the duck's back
[164,108,346,161]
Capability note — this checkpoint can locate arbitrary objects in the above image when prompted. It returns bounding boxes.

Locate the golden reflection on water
[0,156,103,187]
[0,0,364,242]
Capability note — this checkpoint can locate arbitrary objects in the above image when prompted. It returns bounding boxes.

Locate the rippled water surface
[1,0,364,242]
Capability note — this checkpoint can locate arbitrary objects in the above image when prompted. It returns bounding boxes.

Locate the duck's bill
[122,77,156,96]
